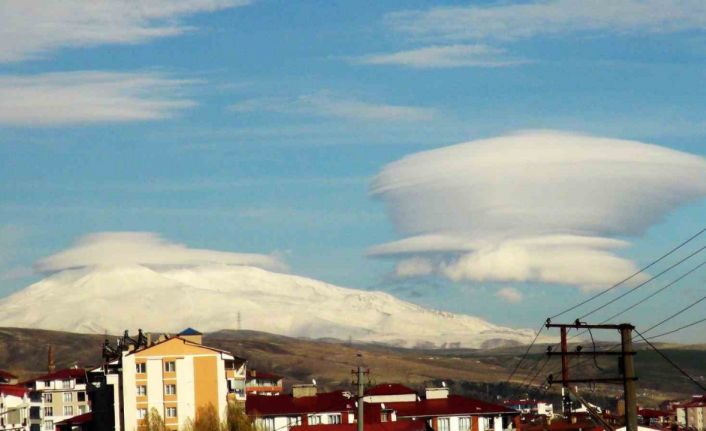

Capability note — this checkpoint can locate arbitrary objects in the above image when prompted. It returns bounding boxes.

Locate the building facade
[90,329,246,431]
[1,384,29,431]
[24,369,90,431]
[245,371,283,396]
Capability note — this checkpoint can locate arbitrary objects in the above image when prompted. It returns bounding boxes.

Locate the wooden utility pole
[620,326,638,431]
[545,322,637,431]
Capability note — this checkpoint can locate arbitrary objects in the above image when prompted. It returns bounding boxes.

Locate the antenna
[237,311,242,331]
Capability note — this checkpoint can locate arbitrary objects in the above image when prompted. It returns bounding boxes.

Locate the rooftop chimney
[425,387,449,399]
[292,384,317,398]
[48,346,56,373]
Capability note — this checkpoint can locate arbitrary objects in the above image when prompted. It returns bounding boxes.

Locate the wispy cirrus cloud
[229,92,436,122]
[352,44,527,68]
[369,130,706,291]
[0,0,251,63]
[385,0,706,42]
[359,0,706,69]
[0,71,196,126]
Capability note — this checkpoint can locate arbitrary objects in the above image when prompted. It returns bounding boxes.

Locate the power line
[634,329,706,392]
[548,227,706,321]
[642,295,706,334]
[520,354,551,391]
[505,323,545,383]
[577,245,706,320]
[567,258,706,341]
[516,227,706,388]
[644,317,706,340]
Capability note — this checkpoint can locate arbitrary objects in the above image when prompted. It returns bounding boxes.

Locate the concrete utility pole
[352,354,369,431]
[357,365,365,431]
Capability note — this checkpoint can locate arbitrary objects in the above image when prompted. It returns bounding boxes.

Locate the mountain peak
[0,264,537,348]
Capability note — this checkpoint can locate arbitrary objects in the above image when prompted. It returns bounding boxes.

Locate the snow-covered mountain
[0,264,537,348]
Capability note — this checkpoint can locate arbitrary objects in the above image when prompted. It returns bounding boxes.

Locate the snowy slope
[0,264,537,348]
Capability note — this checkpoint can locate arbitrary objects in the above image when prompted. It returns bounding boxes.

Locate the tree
[224,402,257,431]
[140,408,166,431]
[194,404,222,431]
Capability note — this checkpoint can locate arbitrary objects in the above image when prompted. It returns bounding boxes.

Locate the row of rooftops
[245,383,517,418]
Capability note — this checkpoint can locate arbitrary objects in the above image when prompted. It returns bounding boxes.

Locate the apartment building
[247,383,519,431]
[246,386,357,431]
[365,384,519,431]
[25,368,90,431]
[0,373,18,385]
[90,328,246,431]
[245,370,283,396]
[1,384,29,431]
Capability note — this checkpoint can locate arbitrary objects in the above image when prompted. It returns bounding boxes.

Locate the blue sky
[1,0,706,342]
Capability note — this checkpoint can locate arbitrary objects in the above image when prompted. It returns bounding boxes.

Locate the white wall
[176,356,195,427]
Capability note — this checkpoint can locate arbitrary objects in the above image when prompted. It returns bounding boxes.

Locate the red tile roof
[386,395,519,417]
[55,412,93,426]
[0,384,28,398]
[291,420,426,431]
[366,384,417,396]
[248,370,283,381]
[639,409,671,418]
[247,391,355,416]
[0,370,17,381]
[26,368,86,384]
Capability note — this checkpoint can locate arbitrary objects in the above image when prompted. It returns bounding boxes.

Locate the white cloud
[496,287,523,304]
[0,225,34,281]
[353,44,527,68]
[35,232,286,272]
[0,0,250,63]
[229,92,436,122]
[0,71,196,125]
[395,257,435,277]
[369,130,706,290]
[385,0,706,42]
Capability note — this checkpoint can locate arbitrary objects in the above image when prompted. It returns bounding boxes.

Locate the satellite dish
[312,379,317,385]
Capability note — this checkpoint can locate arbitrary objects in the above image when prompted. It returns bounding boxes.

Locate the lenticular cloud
[369,130,706,290]
[36,232,285,273]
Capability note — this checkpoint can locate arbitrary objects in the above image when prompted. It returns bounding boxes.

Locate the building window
[137,409,147,420]
[137,386,147,396]
[459,417,471,431]
[63,392,73,402]
[44,381,51,388]
[261,418,275,431]
[44,407,53,417]
[166,407,177,418]
[381,412,389,422]
[287,417,301,428]
[164,361,176,372]
[78,392,86,402]
[79,405,87,414]
[438,418,450,431]
[136,363,146,373]
[43,421,53,430]
[62,379,71,389]
[327,415,341,424]
[43,393,53,402]
[308,415,321,425]
[63,406,73,416]
[165,384,176,395]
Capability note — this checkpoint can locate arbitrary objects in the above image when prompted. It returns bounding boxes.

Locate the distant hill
[1,327,705,408]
